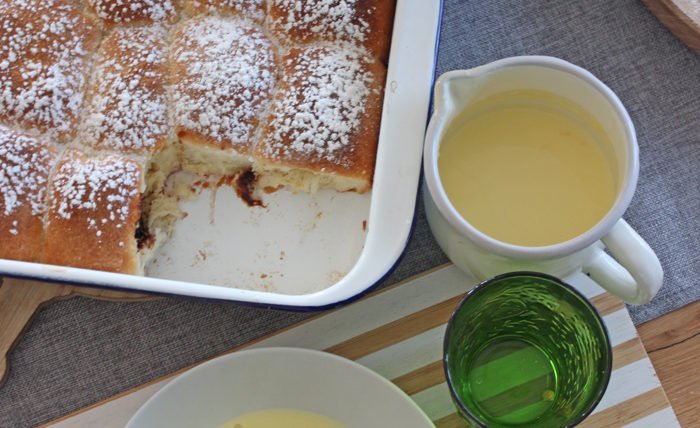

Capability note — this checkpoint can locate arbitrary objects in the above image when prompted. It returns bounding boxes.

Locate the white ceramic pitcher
[423,56,663,304]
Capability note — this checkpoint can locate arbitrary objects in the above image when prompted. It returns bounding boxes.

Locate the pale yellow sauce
[218,408,347,428]
[438,90,617,246]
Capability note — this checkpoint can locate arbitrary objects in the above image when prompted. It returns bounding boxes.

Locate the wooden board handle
[0,278,72,384]
[0,277,157,385]
[643,0,700,53]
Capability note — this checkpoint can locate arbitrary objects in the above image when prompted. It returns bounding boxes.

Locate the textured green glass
[444,273,611,428]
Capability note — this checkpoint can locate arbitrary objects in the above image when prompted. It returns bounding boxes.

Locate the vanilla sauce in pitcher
[438,90,617,247]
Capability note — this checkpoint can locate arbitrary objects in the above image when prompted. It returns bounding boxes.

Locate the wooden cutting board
[0,277,155,385]
[46,266,678,428]
[644,0,700,53]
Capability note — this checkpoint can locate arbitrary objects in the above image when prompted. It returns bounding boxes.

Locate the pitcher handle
[582,219,663,304]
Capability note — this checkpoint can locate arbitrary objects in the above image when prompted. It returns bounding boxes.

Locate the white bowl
[127,347,435,428]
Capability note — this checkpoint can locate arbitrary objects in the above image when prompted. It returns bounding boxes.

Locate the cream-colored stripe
[606,308,639,346]
[622,406,680,428]
[410,382,455,421]
[354,325,446,379]
[564,271,606,299]
[592,358,662,414]
[580,388,671,427]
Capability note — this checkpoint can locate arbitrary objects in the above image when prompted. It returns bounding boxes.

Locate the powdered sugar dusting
[51,150,141,237]
[0,125,54,218]
[262,45,374,163]
[0,0,98,139]
[88,0,177,25]
[172,16,276,149]
[270,0,371,44]
[80,27,169,153]
[185,0,266,22]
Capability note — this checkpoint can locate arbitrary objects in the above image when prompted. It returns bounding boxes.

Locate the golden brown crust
[43,149,144,274]
[85,0,179,27]
[0,0,100,141]
[170,16,277,156]
[80,27,170,155]
[0,126,56,262]
[0,202,44,261]
[255,45,386,192]
[183,0,266,23]
[267,0,395,62]
[176,129,228,151]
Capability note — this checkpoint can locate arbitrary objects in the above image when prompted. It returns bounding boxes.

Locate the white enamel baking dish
[0,1,443,310]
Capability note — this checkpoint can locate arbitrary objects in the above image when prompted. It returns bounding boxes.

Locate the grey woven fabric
[1,0,699,426]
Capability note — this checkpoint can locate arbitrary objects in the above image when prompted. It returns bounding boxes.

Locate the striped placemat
[47,265,678,428]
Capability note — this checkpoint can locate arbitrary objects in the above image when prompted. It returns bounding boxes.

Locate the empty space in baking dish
[147,174,370,295]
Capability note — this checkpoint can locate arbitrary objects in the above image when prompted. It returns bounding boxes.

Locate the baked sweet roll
[79,26,176,189]
[183,0,266,23]
[254,45,386,194]
[267,0,395,61]
[0,0,99,140]
[171,16,277,175]
[43,149,146,274]
[85,0,179,27]
[80,27,170,156]
[0,125,57,262]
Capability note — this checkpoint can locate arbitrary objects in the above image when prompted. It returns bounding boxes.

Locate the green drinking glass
[443,272,611,427]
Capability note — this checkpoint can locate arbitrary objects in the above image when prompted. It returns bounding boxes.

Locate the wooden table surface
[638,299,700,426]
